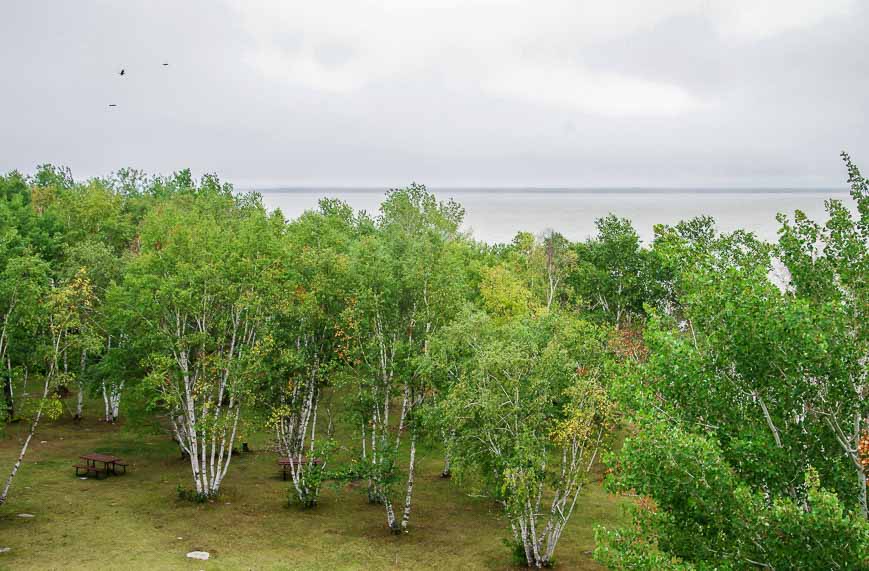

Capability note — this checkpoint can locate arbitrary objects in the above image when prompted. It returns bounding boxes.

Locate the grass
[0,404,623,570]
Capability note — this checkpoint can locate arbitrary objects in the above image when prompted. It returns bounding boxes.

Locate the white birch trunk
[503,428,605,567]
[169,305,257,499]
[110,384,123,421]
[276,358,324,507]
[75,350,86,419]
[101,380,124,422]
[399,429,417,532]
[3,356,13,420]
[0,373,51,505]
[824,410,868,519]
[101,381,111,421]
[384,494,398,532]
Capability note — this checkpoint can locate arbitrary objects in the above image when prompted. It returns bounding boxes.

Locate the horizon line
[245,185,849,194]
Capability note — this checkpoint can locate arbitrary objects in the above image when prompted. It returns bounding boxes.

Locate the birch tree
[89,312,139,424]
[1,171,64,419]
[0,255,50,424]
[58,240,123,420]
[637,261,869,507]
[631,154,867,517]
[569,215,651,327]
[647,216,770,319]
[125,185,280,499]
[597,155,869,568]
[268,199,356,507]
[596,418,869,570]
[2,270,93,505]
[501,231,576,311]
[340,184,466,533]
[432,310,617,567]
[776,151,869,517]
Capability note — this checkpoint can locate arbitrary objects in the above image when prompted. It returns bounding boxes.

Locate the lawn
[0,408,623,570]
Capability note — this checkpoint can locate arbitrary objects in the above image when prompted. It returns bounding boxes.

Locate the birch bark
[0,373,51,505]
[166,305,259,498]
[75,350,86,419]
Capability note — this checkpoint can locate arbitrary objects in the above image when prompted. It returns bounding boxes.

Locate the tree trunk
[102,381,111,422]
[75,387,84,420]
[104,380,123,422]
[399,430,418,532]
[110,388,121,422]
[384,495,398,533]
[441,452,451,478]
[2,357,12,421]
[0,375,50,505]
[278,367,321,507]
[858,463,868,521]
[74,350,86,420]
[854,414,868,520]
[823,412,867,519]
[175,372,240,498]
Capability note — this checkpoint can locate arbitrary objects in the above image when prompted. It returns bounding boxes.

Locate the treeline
[1,155,867,568]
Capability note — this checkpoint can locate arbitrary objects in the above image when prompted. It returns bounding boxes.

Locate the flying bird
[162,62,169,66]
[108,104,117,107]
[119,69,125,76]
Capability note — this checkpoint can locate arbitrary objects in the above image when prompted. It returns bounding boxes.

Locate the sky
[1,1,867,189]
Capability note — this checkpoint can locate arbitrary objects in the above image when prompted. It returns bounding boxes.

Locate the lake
[256,188,850,244]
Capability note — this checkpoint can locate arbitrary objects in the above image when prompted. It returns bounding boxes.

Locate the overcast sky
[1,1,867,188]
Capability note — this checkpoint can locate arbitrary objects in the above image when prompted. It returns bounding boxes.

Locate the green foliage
[569,215,653,326]
[598,419,869,569]
[479,264,535,318]
[286,439,338,509]
[594,525,694,570]
[496,230,576,311]
[599,154,869,569]
[176,484,211,503]
[432,309,618,566]
[127,187,278,402]
[335,183,471,527]
[647,215,770,318]
[2,156,866,569]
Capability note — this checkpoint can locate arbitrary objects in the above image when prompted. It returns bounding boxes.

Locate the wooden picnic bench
[73,463,105,479]
[75,453,128,478]
[277,457,322,481]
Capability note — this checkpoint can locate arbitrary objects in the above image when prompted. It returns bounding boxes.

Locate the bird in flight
[119,68,125,76]
[162,62,169,67]
[108,104,118,107]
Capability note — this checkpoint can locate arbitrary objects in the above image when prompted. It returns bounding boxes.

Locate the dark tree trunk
[2,375,12,420]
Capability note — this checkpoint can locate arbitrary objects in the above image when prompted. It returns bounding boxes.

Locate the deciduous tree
[433,310,617,567]
[124,184,279,498]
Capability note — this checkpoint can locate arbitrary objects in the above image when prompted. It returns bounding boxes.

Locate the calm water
[256,188,850,244]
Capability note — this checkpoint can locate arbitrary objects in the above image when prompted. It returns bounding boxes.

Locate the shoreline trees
[596,154,869,568]
[1,155,867,567]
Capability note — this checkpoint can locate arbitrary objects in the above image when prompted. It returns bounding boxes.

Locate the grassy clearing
[0,408,623,570]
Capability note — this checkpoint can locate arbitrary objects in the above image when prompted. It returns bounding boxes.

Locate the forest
[0,154,867,570]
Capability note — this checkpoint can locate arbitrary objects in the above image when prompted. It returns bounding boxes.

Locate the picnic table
[277,457,322,480]
[74,453,128,478]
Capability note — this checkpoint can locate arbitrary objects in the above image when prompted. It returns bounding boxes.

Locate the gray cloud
[1,1,866,188]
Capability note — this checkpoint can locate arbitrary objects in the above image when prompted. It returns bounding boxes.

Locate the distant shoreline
[250,186,848,195]
[257,186,849,244]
